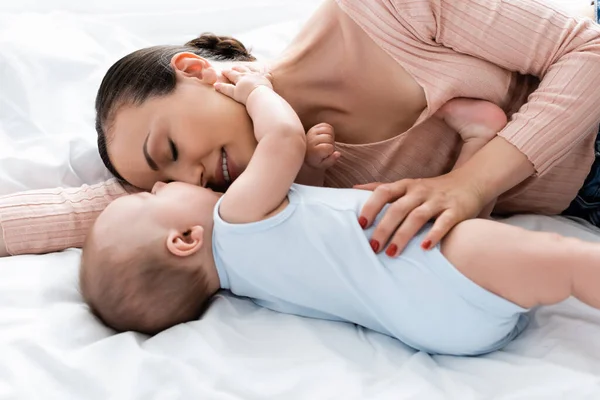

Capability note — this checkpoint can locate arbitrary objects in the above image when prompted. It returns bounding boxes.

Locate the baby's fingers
[241,63,266,73]
[321,151,341,169]
[231,65,250,73]
[307,123,334,138]
[214,82,236,99]
[308,132,336,152]
[221,69,243,84]
[313,142,335,157]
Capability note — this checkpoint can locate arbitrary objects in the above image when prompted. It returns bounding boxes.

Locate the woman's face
[107,57,257,191]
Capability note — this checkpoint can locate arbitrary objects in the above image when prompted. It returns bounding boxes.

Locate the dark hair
[95,33,256,182]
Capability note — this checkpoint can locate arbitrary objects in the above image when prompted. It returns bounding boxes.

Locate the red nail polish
[370,239,380,252]
[421,240,432,250]
[386,244,398,257]
[358,216,368,229]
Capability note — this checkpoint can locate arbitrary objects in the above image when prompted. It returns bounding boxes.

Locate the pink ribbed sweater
[3,0,600,255]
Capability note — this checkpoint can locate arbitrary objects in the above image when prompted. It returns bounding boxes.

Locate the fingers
[353,182,383,191]
[306,124,335,146]
[213,82,236,99]
[356,174,480,257]
[312,142,334,155]
[305,143,337,168]
[367,196,424,253]
[307,122,333,133]
[236,64,274,83]
[319,150,341,169]
[221,69,243,84]
[419,210,459,251]
[225,65,268,83]
[235,64,260,73]
[307,132,335,149]
[358,182,407,228]
[383,203,437,256]
[219,66,273,102]
[307,128,334,142]
[305,123,337,168]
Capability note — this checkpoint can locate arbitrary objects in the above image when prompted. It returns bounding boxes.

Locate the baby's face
[96,182,221,244]
[148,181,222,228]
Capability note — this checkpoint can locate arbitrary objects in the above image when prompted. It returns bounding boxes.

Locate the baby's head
[80,181,222,334]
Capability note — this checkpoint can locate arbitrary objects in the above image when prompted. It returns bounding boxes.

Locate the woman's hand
[214,65,273,105]
[356,171,486,256]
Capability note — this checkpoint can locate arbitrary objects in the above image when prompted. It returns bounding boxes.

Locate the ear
[170,52,218,85]
[165,225,205,257]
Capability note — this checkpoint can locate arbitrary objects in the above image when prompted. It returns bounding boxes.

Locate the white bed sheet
[1,1,600,399]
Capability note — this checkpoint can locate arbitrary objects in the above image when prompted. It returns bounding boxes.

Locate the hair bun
[185,33,256,61]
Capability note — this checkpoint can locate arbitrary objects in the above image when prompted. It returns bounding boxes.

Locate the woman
[1,0,600,257]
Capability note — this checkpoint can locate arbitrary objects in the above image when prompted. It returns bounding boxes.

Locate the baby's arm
[435,98,508,217]
[214,67,306,223]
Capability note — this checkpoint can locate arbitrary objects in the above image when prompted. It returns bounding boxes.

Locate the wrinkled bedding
[1,1,599,398]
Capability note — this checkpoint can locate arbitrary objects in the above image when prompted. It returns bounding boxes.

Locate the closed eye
[169,139,178,162]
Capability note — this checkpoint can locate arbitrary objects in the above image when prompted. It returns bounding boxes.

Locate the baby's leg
[437,99,508,218]
[437,98,507,143]
[440,219,600,309]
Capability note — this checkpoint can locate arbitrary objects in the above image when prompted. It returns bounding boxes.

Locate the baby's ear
[166,225,204,257]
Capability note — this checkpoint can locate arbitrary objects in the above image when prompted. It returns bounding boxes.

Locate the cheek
[205,93,252,139]
[169,115,212,163]
[217,105,257,162]
[176,88,256,163]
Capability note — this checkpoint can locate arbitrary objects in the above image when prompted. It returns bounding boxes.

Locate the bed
[1,1,600,399]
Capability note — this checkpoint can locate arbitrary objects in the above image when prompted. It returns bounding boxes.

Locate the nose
[190,163,207,187]
[151,181,167,194]
[172,163,206,187]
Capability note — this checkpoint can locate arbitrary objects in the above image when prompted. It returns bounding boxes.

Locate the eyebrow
[143,132,159,171]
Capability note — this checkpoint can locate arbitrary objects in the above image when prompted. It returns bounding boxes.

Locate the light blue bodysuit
[212,185,529,356]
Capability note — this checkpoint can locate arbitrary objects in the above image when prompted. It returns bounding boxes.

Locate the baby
[80,68,599,356]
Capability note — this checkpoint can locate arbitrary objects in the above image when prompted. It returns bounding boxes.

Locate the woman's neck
[268,0,350,131]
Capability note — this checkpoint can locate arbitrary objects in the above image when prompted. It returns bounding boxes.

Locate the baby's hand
[304,123,340,170]
[214,65,273,105]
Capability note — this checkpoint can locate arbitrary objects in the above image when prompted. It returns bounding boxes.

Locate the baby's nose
[151,181,167,194]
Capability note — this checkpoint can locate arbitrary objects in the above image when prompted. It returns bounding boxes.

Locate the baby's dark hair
[79,230,214,335]
[95,33,256,182]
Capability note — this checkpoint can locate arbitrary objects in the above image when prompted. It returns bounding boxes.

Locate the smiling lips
[211,148,237,189]
[221,148,231,184]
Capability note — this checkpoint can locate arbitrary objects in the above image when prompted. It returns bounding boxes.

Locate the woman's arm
[359,0,600,255]
[0,178,129,256]
[404,0,600,178]
[0,233,7,257]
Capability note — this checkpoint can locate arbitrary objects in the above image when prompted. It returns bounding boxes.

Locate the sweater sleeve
[0,178,129,255]
[396,0,600,175]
